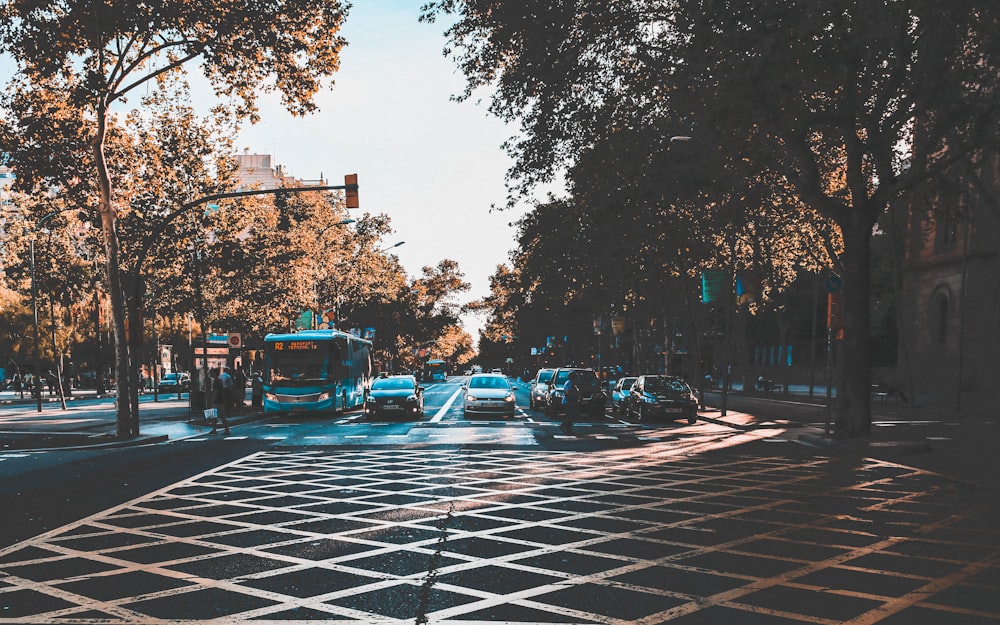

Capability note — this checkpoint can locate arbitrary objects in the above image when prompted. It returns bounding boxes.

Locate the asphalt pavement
[2,383,998,624]
[2,382,996,489]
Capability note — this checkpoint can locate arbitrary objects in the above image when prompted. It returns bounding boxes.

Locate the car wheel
[687,413,697,425]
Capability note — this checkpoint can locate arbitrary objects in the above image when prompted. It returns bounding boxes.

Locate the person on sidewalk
[560,371,581,434]
[232,368,247,409]
[210,368,231,435]
[251,371,264,409]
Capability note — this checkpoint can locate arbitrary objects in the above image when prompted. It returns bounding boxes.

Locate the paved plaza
[1,441,997,624]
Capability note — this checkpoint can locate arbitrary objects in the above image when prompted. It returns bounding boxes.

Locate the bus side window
[332,339,347,379]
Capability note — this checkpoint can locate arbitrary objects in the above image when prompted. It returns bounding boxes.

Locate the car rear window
[555,370,597,387]
[469,376,510,389]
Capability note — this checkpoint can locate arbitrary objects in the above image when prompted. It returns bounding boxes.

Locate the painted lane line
[429,386,465,423]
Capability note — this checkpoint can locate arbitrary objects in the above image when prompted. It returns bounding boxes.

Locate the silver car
[529,368,555,410]
[463,373,516,418]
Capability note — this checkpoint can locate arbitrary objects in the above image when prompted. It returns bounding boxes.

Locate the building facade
[234,152,326,190]
[898,156,1000,413]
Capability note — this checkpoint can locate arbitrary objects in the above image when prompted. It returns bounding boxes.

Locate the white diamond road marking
[0,446,995,624]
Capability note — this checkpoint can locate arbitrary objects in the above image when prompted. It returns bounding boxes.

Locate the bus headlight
[265,393,278,402]
[318,392,333,402]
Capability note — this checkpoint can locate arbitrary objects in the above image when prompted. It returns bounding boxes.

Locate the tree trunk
[834,211,874,438]
[92,100,136,438]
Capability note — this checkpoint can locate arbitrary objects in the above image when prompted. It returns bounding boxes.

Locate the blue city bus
[425,359,448,382]
[263,329,372,413]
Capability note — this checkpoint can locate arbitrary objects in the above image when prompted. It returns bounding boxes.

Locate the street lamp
[314,218,356,329]
[380,241,405,253]
[29,207,80,412]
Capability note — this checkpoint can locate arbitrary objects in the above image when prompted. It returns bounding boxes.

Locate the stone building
[898,157,1000,413]
[235,152,326,189]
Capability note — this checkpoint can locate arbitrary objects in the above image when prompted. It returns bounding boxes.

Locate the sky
[231,2,531,341]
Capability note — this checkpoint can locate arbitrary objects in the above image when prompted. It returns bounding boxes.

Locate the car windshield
[371,377,415,391]
[554,370,598,388]
[645,377,689,393]
[469,376,509,390]
[536,370,554,383]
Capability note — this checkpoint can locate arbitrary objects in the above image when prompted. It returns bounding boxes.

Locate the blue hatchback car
[611,377,637,414]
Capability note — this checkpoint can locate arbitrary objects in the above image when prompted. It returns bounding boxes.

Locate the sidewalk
[0,390,261,451]
[704,383,998,488]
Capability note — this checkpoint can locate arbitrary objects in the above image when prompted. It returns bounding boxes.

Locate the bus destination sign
[274,341,319,351]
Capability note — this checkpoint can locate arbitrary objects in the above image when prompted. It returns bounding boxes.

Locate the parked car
[544,367,606,418]
[364,375,424,419]
[529,368,555,410]
[610,376,638,414]
[624,375,698,424]
[463,373,516,418]
[157,372,190,393]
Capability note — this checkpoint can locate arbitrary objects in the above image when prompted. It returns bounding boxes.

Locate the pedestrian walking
[560,371,581,434]
[209,368,231,435]
[251,371,264,409]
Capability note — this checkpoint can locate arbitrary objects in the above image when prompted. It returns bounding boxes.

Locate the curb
[8,434,170,453]
[798,432,933,454]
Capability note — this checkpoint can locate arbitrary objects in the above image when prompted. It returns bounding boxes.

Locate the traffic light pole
[129,178,360,435]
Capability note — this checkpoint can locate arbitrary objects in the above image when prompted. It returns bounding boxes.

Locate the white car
[463,373,516,418]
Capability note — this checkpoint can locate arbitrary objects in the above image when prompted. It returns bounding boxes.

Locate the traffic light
[827,292,844,329]
[344,173,359,209]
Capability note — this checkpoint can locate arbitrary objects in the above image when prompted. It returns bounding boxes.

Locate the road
[0,377,997,624]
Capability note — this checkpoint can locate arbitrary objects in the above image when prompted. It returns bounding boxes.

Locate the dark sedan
[624,375,698,424]
[364,375,424,419]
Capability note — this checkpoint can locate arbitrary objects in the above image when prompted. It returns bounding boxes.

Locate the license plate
[382,404,402,410]
[665,408,683,413]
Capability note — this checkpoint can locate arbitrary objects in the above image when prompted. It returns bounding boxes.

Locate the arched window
[928,291,949,345]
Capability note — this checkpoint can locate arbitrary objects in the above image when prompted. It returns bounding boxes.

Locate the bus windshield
[267,349,329,383]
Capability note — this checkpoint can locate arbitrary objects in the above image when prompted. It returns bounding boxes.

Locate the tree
[424,0,1000,437]
[1,0,351,436]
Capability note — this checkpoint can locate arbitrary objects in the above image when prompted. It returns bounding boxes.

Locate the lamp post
[29,207,80,412]
[314,219,356,329]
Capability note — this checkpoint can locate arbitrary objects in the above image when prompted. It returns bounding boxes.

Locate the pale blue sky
[235,2,530,339]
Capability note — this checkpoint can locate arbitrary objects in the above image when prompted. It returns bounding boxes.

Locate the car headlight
[504,394,515,402]
[265,392,278,402]
[318,392,333,401]
[466,395,477,401]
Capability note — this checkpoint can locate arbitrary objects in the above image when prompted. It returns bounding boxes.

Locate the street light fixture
[380,241,405,253]
[29,207,81,412]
